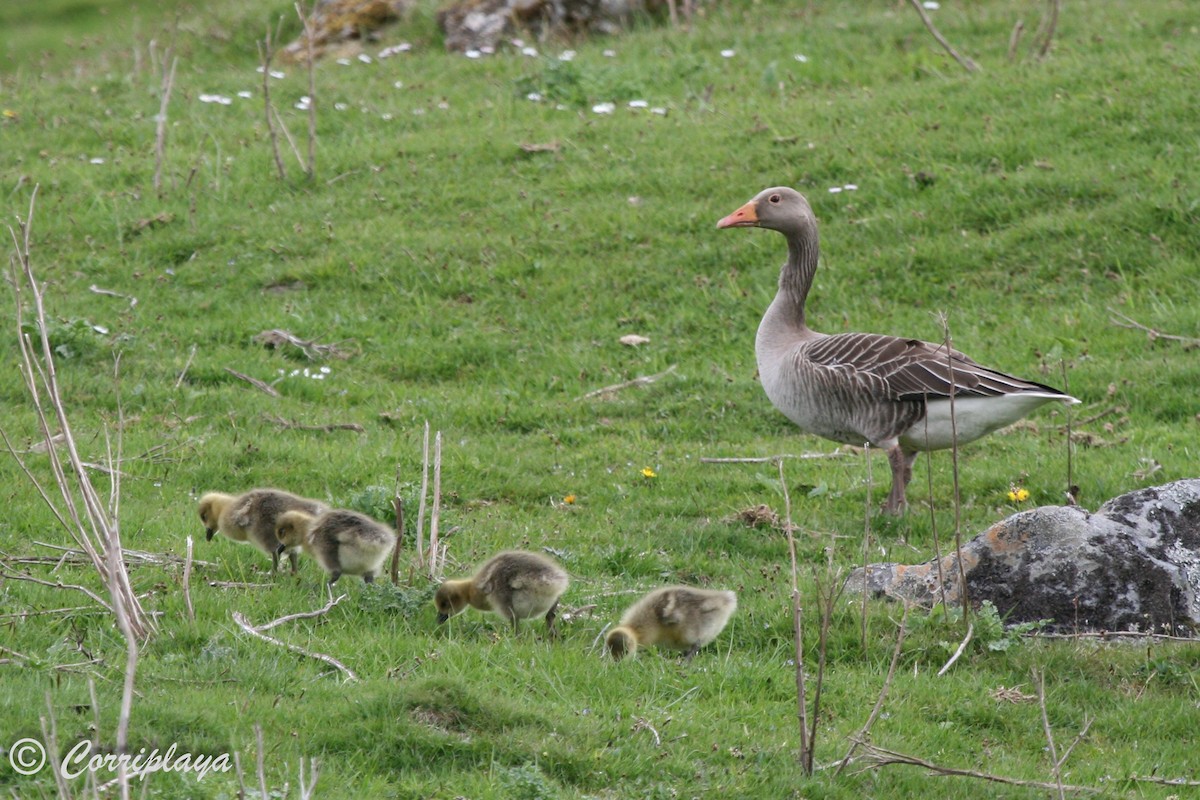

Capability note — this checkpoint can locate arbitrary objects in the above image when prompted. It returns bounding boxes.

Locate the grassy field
[2,0,1199,797]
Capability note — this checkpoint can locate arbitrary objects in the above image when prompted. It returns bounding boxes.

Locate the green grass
[2,0,1199,797]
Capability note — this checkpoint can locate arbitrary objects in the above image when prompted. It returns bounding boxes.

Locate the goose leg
[544,601,560,639]
[884,446,917,514]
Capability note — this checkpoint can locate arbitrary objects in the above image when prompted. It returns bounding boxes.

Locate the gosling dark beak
[205,528,216,541]
[275,543,286,555]
[436,613,448,624]
[717,200,759,229]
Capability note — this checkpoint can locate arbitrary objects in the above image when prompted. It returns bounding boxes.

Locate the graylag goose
[717,187,1080,514]
[434,550,569,636]
[606,586,737,661]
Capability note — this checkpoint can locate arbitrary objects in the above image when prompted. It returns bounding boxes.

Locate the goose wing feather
[802,333,1062,402]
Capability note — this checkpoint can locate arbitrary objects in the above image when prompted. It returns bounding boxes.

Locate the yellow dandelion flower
[563,494,576,505]
[641,467,657,479]
[1007,487,1030,502]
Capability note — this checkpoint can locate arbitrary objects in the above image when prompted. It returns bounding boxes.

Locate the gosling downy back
[276,508,396,585]
[606,586,737,661]
[435,550,569,635]
[197,488,325,573]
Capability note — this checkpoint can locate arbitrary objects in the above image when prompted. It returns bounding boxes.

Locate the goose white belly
[758,356,871,446]
[899,393,1075,452]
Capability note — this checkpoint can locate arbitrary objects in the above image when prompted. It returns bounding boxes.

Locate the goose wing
[803,333,1061,402]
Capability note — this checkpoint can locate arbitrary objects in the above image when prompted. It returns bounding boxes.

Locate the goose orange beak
[716,200,759,229]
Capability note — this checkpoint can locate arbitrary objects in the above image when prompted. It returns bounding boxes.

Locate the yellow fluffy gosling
[197,488,325,573]
[274,508,396,585]
[434,550,569,635]
[606,586,737,661]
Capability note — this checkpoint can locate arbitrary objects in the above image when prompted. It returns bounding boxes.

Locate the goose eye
[769,194,781,203]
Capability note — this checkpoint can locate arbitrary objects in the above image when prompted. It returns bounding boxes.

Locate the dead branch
[0,568,114,613]
[224,367,280,397]
[1108,308,1200,348]
[0,605,103,621]
[1031,630,1198,643]
[937,621,973,676]
[209,580,274,589]
[849,738,1099,792]
[233,610,358,681]
[264,414,364,433]
[579,364,677,399]
[256,593,347,632]
[272,106,305,168]
[253,328,354,359]
[906,0,980,72]
[836,606,910,776]
[7,189,152,639]
[1126,775,1200,788]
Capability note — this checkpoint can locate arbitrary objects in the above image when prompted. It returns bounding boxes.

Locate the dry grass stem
[296,2,317,177]
[41,693,73,800]
[0,568,115,614]
[174,343,197,390]
[390,495,404,585]
[836,605,910,776]
[578,364,677,399]
[233,610,358,681]
[777,458,814,775]
[298,757,321,799]
[1034,0,1061,59]
[183,535,195,624]
[906,0,980,71]
[1007,19,1025,61]
[152,45,178,195]
[260,24,288,181]
[700,449,851,463]
[429,430,444,577]
[256,723,269,800]
[940,314,970,629]
[1036,668,1093,800]
[416,421,430,566]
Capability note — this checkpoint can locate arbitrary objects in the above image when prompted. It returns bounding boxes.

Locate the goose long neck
[774,227,818,329]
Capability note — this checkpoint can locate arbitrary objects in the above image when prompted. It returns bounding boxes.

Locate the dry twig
[233,610,358,681]
[849,738,1098,792]
[259,23,288,181]
[224,367,280,397]
[183,535,195,624]
[253,328,354,359]
[579,364,677,399]
[836,606,910,775]
[906,0,980,71]
[1108,308,1200,348]
[255,592,347,632]
[296,2,317,177]
[264,414,364,433]
[937,621,973,676]
[153,43,178,194]
[778,458,814,774]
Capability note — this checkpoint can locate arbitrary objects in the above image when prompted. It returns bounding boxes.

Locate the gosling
[197,488,325,573]
[274,508,396,585]
[434,550,569,636]
[606,586,737,661]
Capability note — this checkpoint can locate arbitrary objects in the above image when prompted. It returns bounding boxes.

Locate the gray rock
[845,480,1200,636]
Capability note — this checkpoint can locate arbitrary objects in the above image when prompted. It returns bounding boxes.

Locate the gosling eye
[768,193,781,203]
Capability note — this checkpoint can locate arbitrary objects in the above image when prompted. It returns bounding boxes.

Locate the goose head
[716,186,814,237]
[197,492,231,541]
[274,509,312,552]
